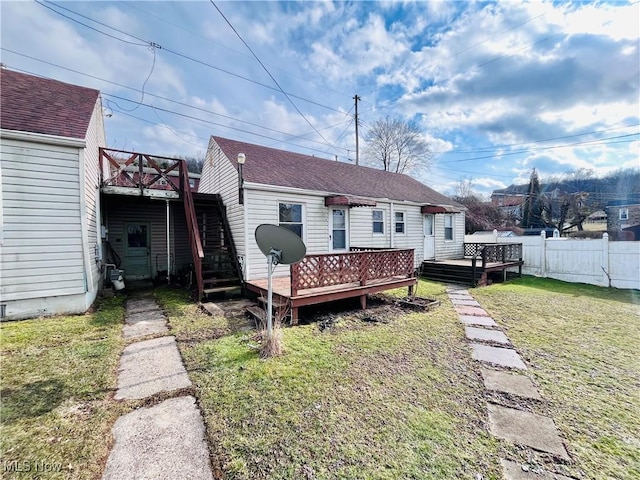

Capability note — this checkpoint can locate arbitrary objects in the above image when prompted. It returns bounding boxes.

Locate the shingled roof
[0,69,99,139]
[212,136,464,208]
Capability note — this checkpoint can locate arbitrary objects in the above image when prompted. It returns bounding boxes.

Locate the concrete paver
[123,319,168,339]
[126,298,161,314]
[451,297,482,307]
[103,396,213,480]
[501,460,574,480]
[459,315,498,327]
[446,286,469,294]
[115,336,191,400]
[488,404,570,460]
[465,326,510,345]
[471,343,527,369]
[481,368,542,400]
[455,305,489,316]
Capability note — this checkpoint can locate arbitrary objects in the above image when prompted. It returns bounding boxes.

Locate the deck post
[360,294,367,310]
[291,305,299,325]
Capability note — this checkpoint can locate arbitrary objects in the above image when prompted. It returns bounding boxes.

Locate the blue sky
[1,1,638,196]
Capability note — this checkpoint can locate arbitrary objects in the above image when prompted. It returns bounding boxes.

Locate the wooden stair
[193,194,243,300]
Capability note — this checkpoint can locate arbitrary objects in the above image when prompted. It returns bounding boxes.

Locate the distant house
[490,186,527,220]
[606,200,640,240]
[0,69,106,320]
[199,136,466,282]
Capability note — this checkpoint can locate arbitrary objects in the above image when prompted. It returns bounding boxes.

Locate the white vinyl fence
[465,232,640,290]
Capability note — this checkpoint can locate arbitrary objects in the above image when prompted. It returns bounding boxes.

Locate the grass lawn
[1,296,126,479]
[472,277,640,480]
[158,283,505,480]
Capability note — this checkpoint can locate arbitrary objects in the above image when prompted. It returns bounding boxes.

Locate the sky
[1,0,639,196]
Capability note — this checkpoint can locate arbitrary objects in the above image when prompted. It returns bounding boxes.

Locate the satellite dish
[254,224,307,340]
[255,224,306,266]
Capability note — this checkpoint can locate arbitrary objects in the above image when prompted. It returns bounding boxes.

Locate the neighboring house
[606,200,640,240]
[491,188,526,221]
[0,69,106,320]
[199,136,466,282]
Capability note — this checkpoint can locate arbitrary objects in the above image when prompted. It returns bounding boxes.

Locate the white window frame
[372,209,384,234]
[619,208,629,221]
[394,211,406,235]
[444,214,454,242]
[278,202,305,239]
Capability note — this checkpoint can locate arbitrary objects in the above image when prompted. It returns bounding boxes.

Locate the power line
[209,1,340,152]
[2,49,352,153]
[38,0,349,115]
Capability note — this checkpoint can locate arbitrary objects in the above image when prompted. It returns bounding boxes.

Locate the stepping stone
[471,343,527,370]
[115,336,191,400]
[481,369,542,400]
[459,315,497,327]
[451,297,482,307]
[126,298,161,314]
[500,459,574,480]
[465,327,510,345]
[446,286,469,295]
[103,396,213,480]
[488,404,570,460]
[455,305,489,316]
[123,310,168,339]
[125,311,165,324]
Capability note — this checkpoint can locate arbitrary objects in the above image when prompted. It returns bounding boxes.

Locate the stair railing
[180,164,204,300]
[213,194,243,284]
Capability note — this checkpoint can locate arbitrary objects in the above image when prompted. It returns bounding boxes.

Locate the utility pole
[353,94,360,165]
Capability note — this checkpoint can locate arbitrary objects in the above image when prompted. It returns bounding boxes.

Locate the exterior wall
[434,213,465,260]
[606,204,640,232]
[200,139,245,274]
[82,98,107,302]
[103,196,178,279]
[0,133,88,320]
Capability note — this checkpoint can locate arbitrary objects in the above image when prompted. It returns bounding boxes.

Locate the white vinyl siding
[0,137,85,302]
[434,212,465,259]
[200,137,245,272]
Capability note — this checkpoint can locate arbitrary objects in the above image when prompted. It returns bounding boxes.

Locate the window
[395,212,405,234]
[620,208,629,221]
[444,215,454,241]
[372,210,384,234]
[189,178,195,188]
[279,203,303,238]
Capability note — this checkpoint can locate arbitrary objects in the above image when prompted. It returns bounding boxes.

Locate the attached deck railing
[290,249,414,296]
[99,147,205,299]
[464,243,523,285]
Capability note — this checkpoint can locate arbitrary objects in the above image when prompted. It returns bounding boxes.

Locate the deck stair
[420,262,485,286]
[192,193,242,300]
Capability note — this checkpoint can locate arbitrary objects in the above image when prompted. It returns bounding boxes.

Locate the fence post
[601,233,610,287]
[540,230,547,277]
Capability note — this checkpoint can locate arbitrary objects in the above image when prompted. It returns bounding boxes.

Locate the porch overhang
[325,195,377,207]
[421,204,461,214]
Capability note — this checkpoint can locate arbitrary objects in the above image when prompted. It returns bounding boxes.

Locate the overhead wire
[209,0,341,152]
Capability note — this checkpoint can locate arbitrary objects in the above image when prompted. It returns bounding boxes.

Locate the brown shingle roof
[212,136,464,208]
[0,69,99,139]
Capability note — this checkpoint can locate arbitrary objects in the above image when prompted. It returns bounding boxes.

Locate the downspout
[166,199,171,284]
[390,202,395,248]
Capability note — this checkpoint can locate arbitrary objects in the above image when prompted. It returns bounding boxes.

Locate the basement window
[279,203,303,238]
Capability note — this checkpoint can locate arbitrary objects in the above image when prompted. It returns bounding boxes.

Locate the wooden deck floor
[246,275,417,324]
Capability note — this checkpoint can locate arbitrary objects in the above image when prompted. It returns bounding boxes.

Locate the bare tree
[363,116,431,174]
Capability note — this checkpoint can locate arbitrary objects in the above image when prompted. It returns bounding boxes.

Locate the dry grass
[472,277,640,480]
[158,283,505,480]
[0,296,126,479]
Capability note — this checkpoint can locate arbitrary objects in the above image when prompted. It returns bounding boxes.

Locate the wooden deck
[421,243,524,286]
[245,248,417,324]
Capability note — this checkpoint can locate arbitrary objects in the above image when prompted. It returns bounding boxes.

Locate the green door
[124,223,151,279]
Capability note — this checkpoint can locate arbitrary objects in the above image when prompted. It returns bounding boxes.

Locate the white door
[330,208,349,252]
[423,214,435,260]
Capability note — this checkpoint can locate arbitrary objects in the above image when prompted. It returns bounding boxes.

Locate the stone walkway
[103,292,213,480]
[446,285,574,480]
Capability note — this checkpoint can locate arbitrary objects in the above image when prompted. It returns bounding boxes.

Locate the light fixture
[237,153,246,204]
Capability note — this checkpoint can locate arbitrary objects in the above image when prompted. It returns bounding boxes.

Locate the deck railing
[465,243,523,285]
[290,249,414,296]
[180,168,204,300]
[99,147,183,193]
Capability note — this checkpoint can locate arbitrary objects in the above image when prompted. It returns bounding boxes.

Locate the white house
[0,69,106,320]
[199,136,466,282]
